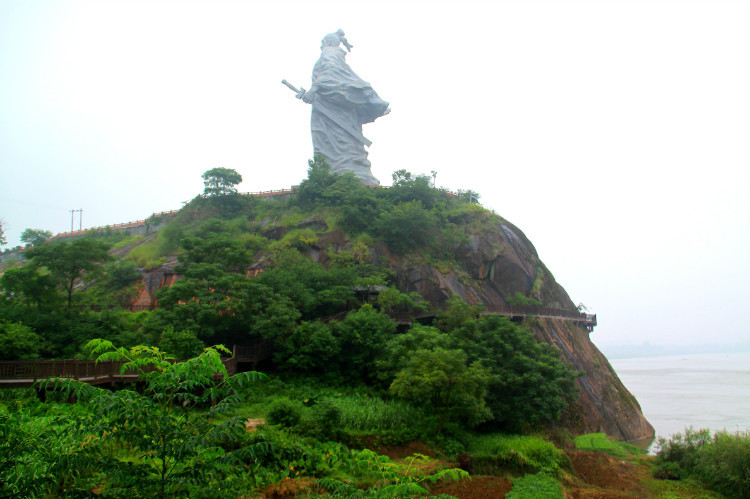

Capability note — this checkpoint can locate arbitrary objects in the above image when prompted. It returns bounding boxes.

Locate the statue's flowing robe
[310,46,389,185]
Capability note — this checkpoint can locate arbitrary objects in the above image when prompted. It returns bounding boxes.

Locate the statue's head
[321,29,353,52]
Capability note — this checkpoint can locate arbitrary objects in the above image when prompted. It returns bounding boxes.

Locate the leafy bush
[506,291,542,307]
[0,411,98,497]
[318,449,469,499]
[695,431,750,497]
[433,299,580,432]
[373,201,439,254]
[506,472,564,499]
[266,397,305,428]
[158,327,204,359]
[390,348,492,434]
[273,321,340,374]
[0,321,42,360]
[656,427,712,477]
[37,340,267,499]
[656,427,750,498]
[299,399,343,441]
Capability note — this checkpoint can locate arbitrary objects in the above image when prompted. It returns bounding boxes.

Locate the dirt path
[564,450,647,498]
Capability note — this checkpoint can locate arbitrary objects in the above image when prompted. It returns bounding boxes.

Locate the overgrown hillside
[8,161,745,499]
[1,159,652,442]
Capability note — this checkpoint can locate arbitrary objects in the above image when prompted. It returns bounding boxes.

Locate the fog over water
[610,352,750,447]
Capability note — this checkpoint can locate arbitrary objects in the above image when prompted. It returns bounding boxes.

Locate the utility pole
[70,209,82,232]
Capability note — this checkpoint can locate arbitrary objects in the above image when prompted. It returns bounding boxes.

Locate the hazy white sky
[1,0,747,348]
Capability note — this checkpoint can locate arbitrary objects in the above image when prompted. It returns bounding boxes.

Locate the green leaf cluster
[29,340,267,498]
[656,427,750,497]
[379,297,580,433]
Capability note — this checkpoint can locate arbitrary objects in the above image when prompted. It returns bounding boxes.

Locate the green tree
[0,265,61,310]
[24,238,112,308]
[0,219,7,246]
[374,201,439,254]
[295,155,339,207]
[273,321,340,375]
[386,169,440,209]
[456,189,481,204]
[154,263,299,346]
[0,410,94,497]
[201,167,242,197]
[377,324,451,383]
[257,249,382,319]
[435,299,580,432]
[376,287,427,316]
[20,228,53,247]
[78,259,143,310]
[42,340,266,499]
[181,232,251,270]
[158,327,204,359]
[0,321,43,360]
[390,348,492,434]
[332,304,397,383]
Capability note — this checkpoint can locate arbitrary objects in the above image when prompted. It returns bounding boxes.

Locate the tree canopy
[24,238,112,308]
[201,167,242,197]
[20,228,53,247]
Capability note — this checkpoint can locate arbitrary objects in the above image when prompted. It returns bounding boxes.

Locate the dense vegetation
[655,427,750,498]
[2,160,739,497]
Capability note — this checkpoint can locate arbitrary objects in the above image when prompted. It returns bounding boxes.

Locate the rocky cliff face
[388,225,650,441]
[365,219,654,442]
[137,215,654,442]
[529,318,654,442]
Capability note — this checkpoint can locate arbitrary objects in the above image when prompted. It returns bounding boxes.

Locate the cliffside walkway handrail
[392,305,596,330]
[50,210,180,240]
[0,357,237,388]
[239,188,297,198]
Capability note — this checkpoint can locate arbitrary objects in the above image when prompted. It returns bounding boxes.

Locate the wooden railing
[0,357,237,388]
[50,210,180,240]
[483,304,596,324]
[233,340,274,367]
[391,305,597,331]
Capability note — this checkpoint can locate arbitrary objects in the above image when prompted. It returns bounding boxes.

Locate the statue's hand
[300,87,316,104]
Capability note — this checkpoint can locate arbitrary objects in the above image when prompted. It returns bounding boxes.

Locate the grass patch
[574,432,643,457]
[507,472,564,499]
[110,234,144,249]
[328,395,433,433]
[467,434,567,475]
[126,238,164,267]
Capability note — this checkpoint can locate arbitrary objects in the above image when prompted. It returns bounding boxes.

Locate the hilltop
[1,161,653,442]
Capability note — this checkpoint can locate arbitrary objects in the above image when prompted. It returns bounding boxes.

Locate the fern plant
[38,339,268,498]
[317,450,469,498]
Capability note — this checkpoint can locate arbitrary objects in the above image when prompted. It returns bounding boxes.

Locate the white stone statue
[283,30,390,186]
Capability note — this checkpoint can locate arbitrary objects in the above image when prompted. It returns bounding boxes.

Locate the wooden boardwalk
[0,308,595,389]
[392,305,597,331]
[0,357,237,389]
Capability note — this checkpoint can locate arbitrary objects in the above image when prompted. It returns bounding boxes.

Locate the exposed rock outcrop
[372,221,654,442]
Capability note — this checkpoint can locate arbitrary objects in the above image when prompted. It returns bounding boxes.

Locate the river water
[609,352,750,448]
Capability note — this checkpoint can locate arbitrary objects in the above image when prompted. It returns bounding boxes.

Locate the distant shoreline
[610,352,749,450]
[597,343,750,360]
